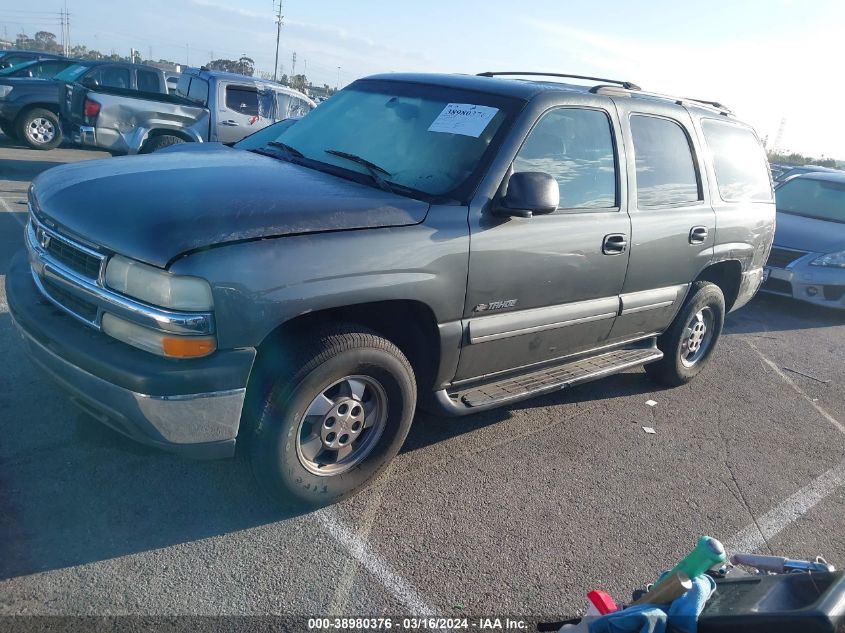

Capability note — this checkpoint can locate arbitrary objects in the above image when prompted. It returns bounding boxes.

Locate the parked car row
[0,51,314,152]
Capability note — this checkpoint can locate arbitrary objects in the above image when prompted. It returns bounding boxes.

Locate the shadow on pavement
[0,212,27,274]
[0,157,70,183]
[0,306,304,581]
[726,292,843,335]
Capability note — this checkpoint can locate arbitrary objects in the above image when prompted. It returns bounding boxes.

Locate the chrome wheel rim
[681,307,714,367]
[295,375,388,476]
[26,117,55,144]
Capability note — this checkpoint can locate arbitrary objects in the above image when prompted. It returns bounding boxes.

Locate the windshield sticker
[428,103,499,137]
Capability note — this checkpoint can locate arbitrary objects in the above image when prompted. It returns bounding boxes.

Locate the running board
[431,344,663,416]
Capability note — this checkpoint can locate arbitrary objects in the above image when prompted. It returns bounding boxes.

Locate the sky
[2,0,843,158]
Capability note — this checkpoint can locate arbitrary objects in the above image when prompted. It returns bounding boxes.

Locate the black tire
[140,134,186,153]
[17,107,61,150]
[248,325,416,508]
[645,281,726,387]
[0,122,17,142]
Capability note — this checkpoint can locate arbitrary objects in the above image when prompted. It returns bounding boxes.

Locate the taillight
[83,98,101,118]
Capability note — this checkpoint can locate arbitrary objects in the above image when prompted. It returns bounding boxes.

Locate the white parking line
[723,339,845,554]
[725,459,845,553]
[316,509,438,615]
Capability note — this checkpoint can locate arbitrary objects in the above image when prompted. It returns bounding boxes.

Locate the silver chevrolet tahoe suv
[7,71,775,508]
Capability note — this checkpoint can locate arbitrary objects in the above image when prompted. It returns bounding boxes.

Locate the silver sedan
[763,171,845,308]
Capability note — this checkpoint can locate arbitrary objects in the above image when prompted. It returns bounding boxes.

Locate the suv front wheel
[645,281,725,386]
[248,325,416,508]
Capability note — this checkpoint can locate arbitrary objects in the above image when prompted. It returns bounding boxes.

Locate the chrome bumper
[72,125,96,147]
[13,317,243,457]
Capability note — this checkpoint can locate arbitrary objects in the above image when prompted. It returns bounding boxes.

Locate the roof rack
[477,71,641,91]
[590,85,733,114]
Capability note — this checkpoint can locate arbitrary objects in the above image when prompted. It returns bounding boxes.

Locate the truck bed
[62,83,211,154]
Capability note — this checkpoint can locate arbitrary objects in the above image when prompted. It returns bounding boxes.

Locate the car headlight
[810,250,845,269]
[0,85,12,99]
[105,255,213,310]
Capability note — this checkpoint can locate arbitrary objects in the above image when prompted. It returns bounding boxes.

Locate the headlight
[102,313,216,358]
[0,85,12,99]
[810,250,845,269]
[105,255,213,310]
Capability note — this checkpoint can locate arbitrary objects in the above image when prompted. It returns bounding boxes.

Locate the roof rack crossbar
[477,71,640,91]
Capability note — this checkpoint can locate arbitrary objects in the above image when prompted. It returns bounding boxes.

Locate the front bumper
[7,250,256,458]
[762,252,845,310]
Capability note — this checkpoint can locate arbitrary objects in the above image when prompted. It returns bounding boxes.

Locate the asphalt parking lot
[1,135,844,622]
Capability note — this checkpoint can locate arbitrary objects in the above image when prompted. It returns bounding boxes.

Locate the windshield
[271,79,519,200]
[776,177,845,223]
[53,63,91,82]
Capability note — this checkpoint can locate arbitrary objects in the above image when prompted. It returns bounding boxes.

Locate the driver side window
[513,107,617,210]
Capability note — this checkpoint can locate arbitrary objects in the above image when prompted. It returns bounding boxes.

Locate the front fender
[167,205,471,351]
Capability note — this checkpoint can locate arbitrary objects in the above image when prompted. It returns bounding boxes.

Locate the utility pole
[291,51,296,77]
[273,0,284,82]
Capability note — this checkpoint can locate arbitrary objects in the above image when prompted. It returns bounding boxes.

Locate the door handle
[689,226,708,244]
[602,233,628,255]
[220,120,239,126]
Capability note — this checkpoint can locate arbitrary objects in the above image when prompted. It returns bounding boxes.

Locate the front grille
[767,247,807,269]
[45,236,102,279]
[42,278,98,322]
[763,277,793,295]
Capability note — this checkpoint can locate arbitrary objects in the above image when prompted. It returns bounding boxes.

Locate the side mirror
[493,171,559,218]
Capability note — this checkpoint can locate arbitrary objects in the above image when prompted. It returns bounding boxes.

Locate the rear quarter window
[702,119,772,202]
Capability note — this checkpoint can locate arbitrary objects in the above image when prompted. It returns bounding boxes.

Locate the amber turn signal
[162,336,217,358]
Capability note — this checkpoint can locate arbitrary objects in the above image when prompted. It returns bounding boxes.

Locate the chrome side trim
[467,296,620,344]
[620,284,687,315]
[26,220,214,335]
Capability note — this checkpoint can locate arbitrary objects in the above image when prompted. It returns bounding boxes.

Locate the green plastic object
[655,536,727,589]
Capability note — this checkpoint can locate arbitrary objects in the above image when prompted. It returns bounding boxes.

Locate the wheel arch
[245,298,440,412]
[694,259,743,311]
[13,102,60,124]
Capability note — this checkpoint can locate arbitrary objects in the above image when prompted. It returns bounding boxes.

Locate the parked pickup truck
[63,67,315,154]
[8,71,774,508]
[0,60,167,149]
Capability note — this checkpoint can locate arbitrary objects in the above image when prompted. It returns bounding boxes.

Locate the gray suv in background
[7,72,774,508]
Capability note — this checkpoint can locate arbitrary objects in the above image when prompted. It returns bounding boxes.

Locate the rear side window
[89,66,130,89]
[226,86,259,116]
[702,120,772,202]
[513,108,617,209]
[137,70,160,93]
[631,115,700,207]
[187,77,209,105]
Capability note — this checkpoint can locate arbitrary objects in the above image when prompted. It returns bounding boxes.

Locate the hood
[31,146,430,268]
[774,211,845,253]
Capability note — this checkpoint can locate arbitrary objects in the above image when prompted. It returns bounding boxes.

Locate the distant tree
[767,150,837,168]
[289,73,308,92]
[205,56,254,76]
[33,31,60,53]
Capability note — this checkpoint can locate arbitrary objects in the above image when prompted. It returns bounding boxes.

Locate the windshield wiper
[268,141,304,158]
[324,149,395,192]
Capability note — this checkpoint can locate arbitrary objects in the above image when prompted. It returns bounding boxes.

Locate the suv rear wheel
[247,325,416,508]
[17,108,62,150]
[645,281,725,386]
